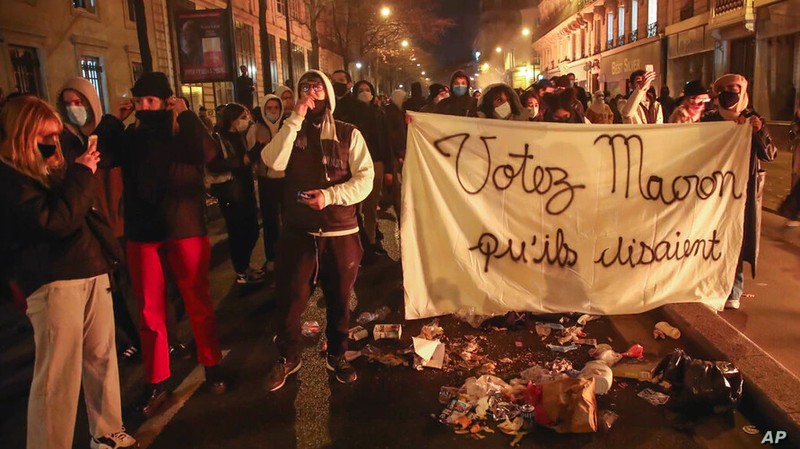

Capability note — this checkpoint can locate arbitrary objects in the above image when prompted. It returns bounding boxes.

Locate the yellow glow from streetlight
[401,40,409,48]
[522,27,530,36]
[380,6,391,17]
[421,71,426,75]
[482,62,490,71]
[416,63,420,67]
[495,46,502,53]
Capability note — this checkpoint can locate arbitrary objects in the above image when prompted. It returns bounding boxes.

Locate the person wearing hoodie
[56,77,141,363]
[619,70,663,124]
[94,72,227,417]
[476,84,528,121]
[403,82,426,112]
[520,91,542,122]
[261,70,374,391]
[701,74,776,310]
[353,80,393,255]
[586,90,614,124]
[275,85,295,121]
[384,89,406,224]
[434,70,478,117]
[1,95,137,449]
[421,83,449,113]
[207,103,264,284]
[669,80,710,124]
[247,95,286,272]
[541,89,588,123]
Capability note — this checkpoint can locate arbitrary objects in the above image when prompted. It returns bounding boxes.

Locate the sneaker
[90,431,137,449]
[725,298,741,310]
[204,364,228,395]
[134,382,169,418]
[236,272,265,284]
[169,342,192,360]
[266,358,302,392]
[119,345,139,362]
[326,354,357,384]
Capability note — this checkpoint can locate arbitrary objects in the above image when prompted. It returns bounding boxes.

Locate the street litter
[362,344,407,366]
[579,360,613,394]
[577,314,600,326]
[598,409,619,431]
[454,307,491,328]
[621,344,644,358]
[654,349,743,414]
[589,344,623,366]
[654,321,681,339]
[535,323,552,339]
[558,326,586,345]
[348,325,368,341]
[356,306,391,325]
[514,341,523,348]
[344,350,362,362]
[611,357,660,382]
[637,388,670,406]
[419,320,444,340]
[412,337,445,369]
[301,321,320,337]
[742,425,760,435]
[546,344,579,353]
[373,323,402,340]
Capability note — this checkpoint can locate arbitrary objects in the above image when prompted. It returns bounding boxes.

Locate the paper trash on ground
[413,337,446,369]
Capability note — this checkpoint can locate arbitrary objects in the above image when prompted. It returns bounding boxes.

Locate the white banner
[401,112,752,319]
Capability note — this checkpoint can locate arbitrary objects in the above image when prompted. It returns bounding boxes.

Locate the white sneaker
[90,431,137,449]
[725,299,741,310]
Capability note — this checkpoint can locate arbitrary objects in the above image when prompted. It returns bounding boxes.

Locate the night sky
[434,0,481,69]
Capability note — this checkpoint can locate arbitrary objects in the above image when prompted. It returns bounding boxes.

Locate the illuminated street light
[416,63,420,67]
[411,57,417,61]
[495,46,502,53]
[474,73,480,77]
[401,40,409,48]
[421,71,426,75]
[399,84,404,88]
[355,62,362,69]
[482,62,490,71]
[380,6,391,17]
[522,27,530,36]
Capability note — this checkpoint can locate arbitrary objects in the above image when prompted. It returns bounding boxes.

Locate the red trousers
[127,236,222,383]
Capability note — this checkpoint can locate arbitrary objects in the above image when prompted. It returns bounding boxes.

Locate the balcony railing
[713,0,744,15]
[618,35,626,45]
[647,22,658,37]
[607,38,615,49]
[630,30,639,42]
[594,45,601,54]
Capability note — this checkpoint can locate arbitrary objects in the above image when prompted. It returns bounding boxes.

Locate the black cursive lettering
[469,229,578,272]
[594,230,723,268]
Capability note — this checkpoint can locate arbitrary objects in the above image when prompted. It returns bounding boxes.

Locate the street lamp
[356,62,362,69]
[416,63,420,67]
[522,27,530,36]
[401,40,409,48]
[380,6,391,17]
[495,46,502,53]
[482,62,490,71]
[421,71,426,75]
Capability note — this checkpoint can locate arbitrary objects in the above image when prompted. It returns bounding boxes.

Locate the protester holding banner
[520,91,542,122]
[477,84,528,121]
[0,96,137,449]
[541,89,587,123]
[403,82,427,113]
[619,70,663,124]
[384,89,407,224]
[421,84,449,113]
[261,70,374,391]
[94,72,228,417]
[669,80,710,124]
[433,70,478,117]
[208,103,264,284]
[247,95,286,273]
[701,73,777,310]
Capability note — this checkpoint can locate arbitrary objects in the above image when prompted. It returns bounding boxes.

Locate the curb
[662,302,800,447]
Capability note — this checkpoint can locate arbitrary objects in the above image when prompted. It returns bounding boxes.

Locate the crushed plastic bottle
[356,306,391,325]
[301,320,320,337]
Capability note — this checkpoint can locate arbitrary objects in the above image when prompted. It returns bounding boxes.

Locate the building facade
[529,0,799,122]
[0,0,344,115]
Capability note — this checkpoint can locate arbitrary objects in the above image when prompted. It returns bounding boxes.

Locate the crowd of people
[0,63,791,449]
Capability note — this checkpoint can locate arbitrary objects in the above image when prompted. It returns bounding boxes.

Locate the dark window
[680,0,693,21]
[234,21,257,84]
[9,45,43,96]
[72,0,96,13]
[80,56,105,108]
[276,0,286,16]
[292,44,306,86]
[267,34,279,93]
[127,0,137,22]
[132,61,144,83]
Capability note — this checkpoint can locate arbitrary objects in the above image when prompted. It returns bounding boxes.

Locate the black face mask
[718,91,740,109]
[37,143,57,159]
[135,109,172,128]
[333,82,349,98]
[306,98,328,124]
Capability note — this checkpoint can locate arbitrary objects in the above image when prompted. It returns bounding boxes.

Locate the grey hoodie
[247,94,285,178]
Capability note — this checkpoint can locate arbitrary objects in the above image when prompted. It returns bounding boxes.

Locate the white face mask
[265,112,280,123]
[67,105,88,127]
[358,91,374,104]
[236,119,251,132]
[494,101,512,119]
[527,106,539,118]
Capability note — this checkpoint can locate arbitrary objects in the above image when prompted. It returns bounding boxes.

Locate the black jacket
[94,111,217,243]
[0,161,112,298]
[208,130,257,206]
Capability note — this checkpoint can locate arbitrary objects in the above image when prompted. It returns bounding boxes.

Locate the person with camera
[0,96,136,449]
[261,70,374,391]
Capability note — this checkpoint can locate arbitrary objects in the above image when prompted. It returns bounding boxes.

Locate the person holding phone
[94,72,227,417]
[0,96,136,449]
[619,69,663,124]
[261,70,374,391]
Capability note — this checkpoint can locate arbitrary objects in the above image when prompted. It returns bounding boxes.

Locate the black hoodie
[434,70,478,117]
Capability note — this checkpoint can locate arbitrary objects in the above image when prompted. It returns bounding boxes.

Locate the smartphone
[645,64,654,73]
[297,191,314,200]
[88,135,98,149]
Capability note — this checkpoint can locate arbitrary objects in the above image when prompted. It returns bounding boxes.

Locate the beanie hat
[683,80,708,98]
[131,72,173,99]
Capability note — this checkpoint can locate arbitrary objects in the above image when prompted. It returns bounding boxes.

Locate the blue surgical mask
[452,85,468,97]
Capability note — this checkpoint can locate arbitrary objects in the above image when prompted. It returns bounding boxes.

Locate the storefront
[599,39,663,96]
[754,0,800,122]
[667,25,714,96]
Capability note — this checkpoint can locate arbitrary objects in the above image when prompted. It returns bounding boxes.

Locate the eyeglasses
[300,83,325,93]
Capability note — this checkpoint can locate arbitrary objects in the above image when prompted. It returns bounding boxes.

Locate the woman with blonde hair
[0,96,135,449]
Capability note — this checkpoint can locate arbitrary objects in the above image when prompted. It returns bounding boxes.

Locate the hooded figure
[261,70,374,390]
[404,82,426,112]
[669,80,709,124]
[57,77,125,237]
[586,90,614,124]
[541,89,588,123]
[247,94,285,178]
[701,73,776,309]
[275,85,295,121]
[476,83,528,121]
[421,83,448,112]
[434,70,478,117]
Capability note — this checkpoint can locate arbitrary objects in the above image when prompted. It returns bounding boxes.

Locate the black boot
[135,381,169,418]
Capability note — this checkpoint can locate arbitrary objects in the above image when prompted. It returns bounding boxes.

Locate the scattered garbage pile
[303,308,744,445]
